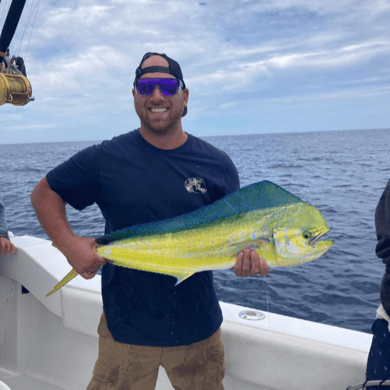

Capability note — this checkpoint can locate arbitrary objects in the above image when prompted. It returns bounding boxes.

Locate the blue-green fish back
[96,180,303,245]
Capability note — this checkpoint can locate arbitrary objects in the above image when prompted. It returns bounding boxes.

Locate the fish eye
[302,231,312,239]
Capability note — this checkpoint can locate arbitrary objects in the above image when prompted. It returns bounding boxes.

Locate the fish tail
[46,268,79,297]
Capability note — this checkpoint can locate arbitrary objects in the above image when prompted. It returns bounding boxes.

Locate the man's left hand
[233,248,269,277]
[0,237,17,256]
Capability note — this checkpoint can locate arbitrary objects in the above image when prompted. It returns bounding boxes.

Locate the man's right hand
[31,177,106,280]
[59,236,107,280]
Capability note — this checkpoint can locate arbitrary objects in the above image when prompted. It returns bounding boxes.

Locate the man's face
[132,56,188,134]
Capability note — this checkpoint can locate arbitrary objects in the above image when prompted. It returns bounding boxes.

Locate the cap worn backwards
[135,52,187,117]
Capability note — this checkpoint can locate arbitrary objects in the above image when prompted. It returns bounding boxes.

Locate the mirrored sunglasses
[135,78,181,96]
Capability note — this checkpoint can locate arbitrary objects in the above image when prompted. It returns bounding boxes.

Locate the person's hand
[58,236,106,280]
[233,248,269,277]
[0,236,17,255]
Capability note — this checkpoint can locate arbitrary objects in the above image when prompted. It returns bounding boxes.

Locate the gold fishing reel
[0,54,33,106]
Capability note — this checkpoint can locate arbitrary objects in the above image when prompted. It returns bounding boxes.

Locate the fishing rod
[0,0,33,106]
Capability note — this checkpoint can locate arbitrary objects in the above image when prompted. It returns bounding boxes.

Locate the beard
[137,107,184,136]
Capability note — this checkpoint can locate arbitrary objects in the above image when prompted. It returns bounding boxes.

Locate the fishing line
[14,0,40,61]
[21,0,39,63]
[0,0,12,35]
[14,0,34,54]
[263,277,271,328]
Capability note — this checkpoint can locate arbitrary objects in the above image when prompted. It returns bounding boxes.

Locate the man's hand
[31,178,106,280]
[233,248,269,277]
[58,236,107,280]
[0,237,17,256]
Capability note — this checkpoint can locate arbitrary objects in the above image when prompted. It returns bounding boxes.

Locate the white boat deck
[0,235,373,390]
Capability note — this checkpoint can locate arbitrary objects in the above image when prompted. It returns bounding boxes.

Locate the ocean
[1,128,389,334]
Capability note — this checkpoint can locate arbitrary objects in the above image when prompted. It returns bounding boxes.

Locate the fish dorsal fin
[96,180,303,245]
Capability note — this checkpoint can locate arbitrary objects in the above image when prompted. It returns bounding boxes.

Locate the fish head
[272,204,334,267]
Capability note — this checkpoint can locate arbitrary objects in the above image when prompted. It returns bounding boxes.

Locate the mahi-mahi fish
[46,180,334,297]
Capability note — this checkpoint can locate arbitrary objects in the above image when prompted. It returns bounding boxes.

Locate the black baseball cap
[135,52,187,117]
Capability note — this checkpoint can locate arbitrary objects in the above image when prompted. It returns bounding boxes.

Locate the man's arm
[30,177,106,279]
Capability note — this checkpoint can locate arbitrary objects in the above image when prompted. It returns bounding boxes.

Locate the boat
[0,234,374,390]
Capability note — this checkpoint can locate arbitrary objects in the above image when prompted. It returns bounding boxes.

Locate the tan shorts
[86,313,225,390]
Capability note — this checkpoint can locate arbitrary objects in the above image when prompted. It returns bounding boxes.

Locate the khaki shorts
[87,313,225,390]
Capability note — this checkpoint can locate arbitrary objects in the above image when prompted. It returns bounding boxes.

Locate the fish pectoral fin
[173,271,195,286]
[46,268,79,297]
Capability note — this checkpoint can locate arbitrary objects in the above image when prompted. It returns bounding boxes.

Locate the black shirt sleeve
[46,144,100,211]
[375,180,390,316]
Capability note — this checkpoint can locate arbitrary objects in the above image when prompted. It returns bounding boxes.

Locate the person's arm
[376,181,390,316]
[0,195,17,255]
[0,195,9,239]
[376,181,390,263]
[0,236,17,255]
[30,177,106,279]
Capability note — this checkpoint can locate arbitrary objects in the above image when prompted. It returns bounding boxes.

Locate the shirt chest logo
[184,178,207,194]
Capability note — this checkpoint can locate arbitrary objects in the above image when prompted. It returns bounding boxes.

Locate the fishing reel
[0,51,33,106]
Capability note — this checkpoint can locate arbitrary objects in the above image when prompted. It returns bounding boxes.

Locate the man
[31,52,268,390]
[0,193,17,255]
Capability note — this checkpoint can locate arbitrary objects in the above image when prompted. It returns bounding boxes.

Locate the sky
[0,0,389,144]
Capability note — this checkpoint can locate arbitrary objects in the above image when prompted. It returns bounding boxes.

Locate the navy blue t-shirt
[46,129,240,346]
